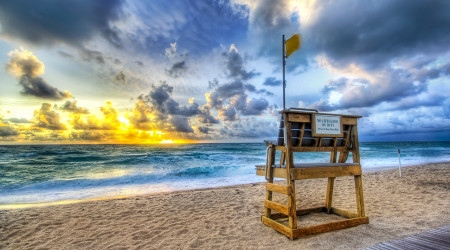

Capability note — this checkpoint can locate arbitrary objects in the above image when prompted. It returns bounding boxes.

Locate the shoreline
[1,162,449,249]
[1,162,449,211]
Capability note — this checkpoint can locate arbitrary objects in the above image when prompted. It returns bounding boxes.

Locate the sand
[1,163,449,249]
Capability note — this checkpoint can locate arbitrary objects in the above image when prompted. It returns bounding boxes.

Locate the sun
[159,140,174,144]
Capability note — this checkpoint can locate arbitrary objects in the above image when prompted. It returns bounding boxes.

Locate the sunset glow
[0,1,449,144]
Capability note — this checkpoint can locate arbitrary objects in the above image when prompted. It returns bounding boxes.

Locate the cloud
[33,103,67,130]
[58,51,74,58]
[0,0,124,48]
[0,125,19,137]
[169,116,194,133]
[115,71,126,83]
[218,105,238,121]
[128,83,207,132]
[8,118,31,123]
[166,61,187,78]
[80,49,105,64]
[307,0,450,70]
[206,80,269,118]
[219,116,278,139]
[5,48,72,100]
[312,58,450,111]
[71,102,120,130]
[222,48,259,80]
[58,101,90,114]
[263,77,282,86]
[245,0,301,60]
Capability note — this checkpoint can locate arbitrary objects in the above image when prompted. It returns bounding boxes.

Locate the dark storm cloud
[166,61,187,78]
[80,49,105,64]
[58,101,90,114]
[58,51,74,58]
[136,1,248,56]
[197,126,209,134]
[5,48,72,100]
[131,83,204,132]
[220,117,278,138]
[308,0,450,69]
[222,50,259,80]
[0,0,124,47]
[248,0,301,60]
[19,75,72,100]
[115,71,126,83]
[169,116,194,133]
[196,105,219,124]
[0,125,19,137]
[263,77,282,86]
[219,106,238,121]
[387,94,447,111]
[313,60,450,111]
[207,80,269,118]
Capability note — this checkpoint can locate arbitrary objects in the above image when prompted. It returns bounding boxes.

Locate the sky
[0,0,449,144]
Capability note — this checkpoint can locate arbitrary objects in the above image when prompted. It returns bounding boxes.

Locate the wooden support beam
[331,207,358,219]
[292,217,369,238]
[291,165,361,180]
[264,146,276,218]
[266,183,291,195]
[354,175,365,217]
[264,200,290,216]
[325,177,336,213]
[261,216,293,239]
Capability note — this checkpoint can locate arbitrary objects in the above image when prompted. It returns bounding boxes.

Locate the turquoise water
[0,142,449,205]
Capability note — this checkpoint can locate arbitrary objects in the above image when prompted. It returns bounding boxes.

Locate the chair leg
[286,152,297,230]
[325,177,335,213]
[354,175,365,217]
[264,147,276,218]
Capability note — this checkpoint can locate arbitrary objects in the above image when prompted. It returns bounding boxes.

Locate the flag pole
[282,34,286,111]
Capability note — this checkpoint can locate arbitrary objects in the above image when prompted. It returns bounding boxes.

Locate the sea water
[0,142,449,206]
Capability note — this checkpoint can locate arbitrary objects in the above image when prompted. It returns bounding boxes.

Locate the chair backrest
[277,110,361,152]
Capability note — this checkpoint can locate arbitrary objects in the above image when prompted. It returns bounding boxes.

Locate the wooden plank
[325,177,335,213]
[256,167,288,179]
[261,216,293,239]
[298,123,305,146]
[287,113,311,123]
[265,146,276,217]
[266,183,291,195]
[331,207,358,219]
[291,165,362,180]
[354,175,365,217]
[264,200,290,216]
[296,206,324,215]
[291,146,349,152]
[292,217,369,238]
[270,207,324,220]
[341,117,357,125]
[280,110,362,119]
[279,151,286,165]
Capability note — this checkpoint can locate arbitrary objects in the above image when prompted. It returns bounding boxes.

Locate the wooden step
[266,183,291,195]
[264,200,290,216]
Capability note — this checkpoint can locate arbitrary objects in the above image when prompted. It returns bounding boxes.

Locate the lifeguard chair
[256,108,368,239]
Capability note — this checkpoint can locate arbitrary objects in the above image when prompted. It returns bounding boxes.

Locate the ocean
[1,142,449,208]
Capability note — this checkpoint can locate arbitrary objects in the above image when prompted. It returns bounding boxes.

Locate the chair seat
[275,163,360,168]
[256,162,359,169]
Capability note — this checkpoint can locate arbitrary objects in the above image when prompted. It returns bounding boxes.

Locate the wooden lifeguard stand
[256,109,368,239]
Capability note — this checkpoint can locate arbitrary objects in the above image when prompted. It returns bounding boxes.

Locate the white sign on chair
[312,114,343,137]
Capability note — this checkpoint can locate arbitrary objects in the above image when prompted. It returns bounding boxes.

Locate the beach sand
[1,163,449,249]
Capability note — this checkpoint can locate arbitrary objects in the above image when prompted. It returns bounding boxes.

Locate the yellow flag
[285,34,301,58]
